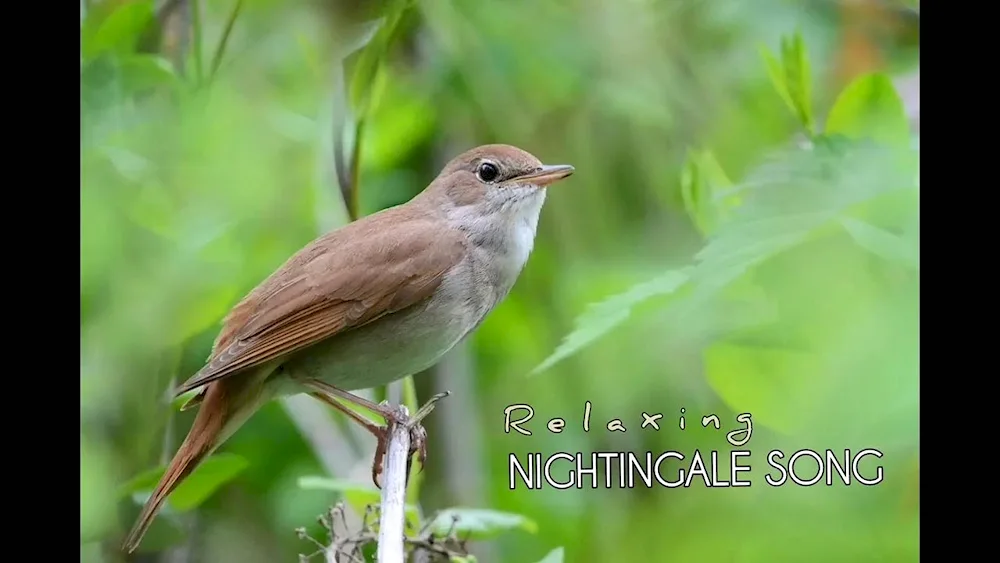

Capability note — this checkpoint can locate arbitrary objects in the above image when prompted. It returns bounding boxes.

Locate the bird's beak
[516,164,575,187]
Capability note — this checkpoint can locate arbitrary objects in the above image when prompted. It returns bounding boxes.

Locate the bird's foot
[368,400,443,489]
[299,378,449,489]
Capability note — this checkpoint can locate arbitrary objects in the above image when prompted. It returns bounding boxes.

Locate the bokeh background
[80,0,920,561]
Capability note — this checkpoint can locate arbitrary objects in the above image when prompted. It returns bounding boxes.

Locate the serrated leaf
[545,137,916,371]
[535,547,565,563]
[531,269,690,375]
[676,143,905,308]
[429,508,538,540]
[120,453,249,512]
[840,217,918,270]
[81,0,155,61]
[825,73,909,146]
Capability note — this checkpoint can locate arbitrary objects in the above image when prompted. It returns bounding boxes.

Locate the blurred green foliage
[81,0,919,561]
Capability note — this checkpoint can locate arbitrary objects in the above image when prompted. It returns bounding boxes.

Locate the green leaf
[171,389,200,411]
[760,48,795,120]
[297,476,379,494]
[120,453,249,512]
[173,283,240,345]
[839,218,918,270]
[340,18,385,60]
[429,508,538,540]
[681,150,737,236]
[119,55,179,93]
[680,154,701,230]
[760,32,815,134]
[705,342,825,434]
[781,32,815,134]
[825,73,909,146]
[128,516,187,553]
[362,542,377,562]
[81,440,117,542]
[297,476,379,509]
[544,139,915,372]
[531,269,690,375]
[81,0,155,61]
[362,89,437,171]
[535,547,565,563]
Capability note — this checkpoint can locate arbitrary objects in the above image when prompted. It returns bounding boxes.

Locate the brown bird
[121,144,574,553]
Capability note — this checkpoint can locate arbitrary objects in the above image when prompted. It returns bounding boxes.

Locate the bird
[121,144,574,553]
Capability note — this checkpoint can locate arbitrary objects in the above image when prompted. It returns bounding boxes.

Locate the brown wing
[174,214,466,397]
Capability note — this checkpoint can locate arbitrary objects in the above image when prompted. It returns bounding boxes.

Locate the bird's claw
[369,393,449,490]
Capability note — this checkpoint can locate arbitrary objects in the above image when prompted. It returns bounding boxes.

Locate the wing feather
[174,215,465,397]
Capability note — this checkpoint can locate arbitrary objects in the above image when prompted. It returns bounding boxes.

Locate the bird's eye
[476,161,500,183]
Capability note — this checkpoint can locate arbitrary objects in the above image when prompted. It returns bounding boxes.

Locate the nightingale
[121,144,574,553]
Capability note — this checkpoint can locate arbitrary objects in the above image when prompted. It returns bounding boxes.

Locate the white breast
[447,187,547,317]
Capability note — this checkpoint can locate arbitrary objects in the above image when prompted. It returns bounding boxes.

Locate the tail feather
[122,383,231,554]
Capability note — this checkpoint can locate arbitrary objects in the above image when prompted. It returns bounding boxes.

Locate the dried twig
[298,503,471,563]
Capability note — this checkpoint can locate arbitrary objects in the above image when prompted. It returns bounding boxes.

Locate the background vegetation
[81,0,920,561]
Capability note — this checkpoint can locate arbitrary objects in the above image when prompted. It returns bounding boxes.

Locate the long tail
[122,382,235,554]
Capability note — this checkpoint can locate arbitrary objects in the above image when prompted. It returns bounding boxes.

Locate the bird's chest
[461,217,535,318]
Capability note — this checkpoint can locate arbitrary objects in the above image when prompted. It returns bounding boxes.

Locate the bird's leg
[299,378,449,489]
[304,389,395,486]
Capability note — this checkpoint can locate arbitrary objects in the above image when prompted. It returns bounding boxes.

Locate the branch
[377,405,412,563]
[377,393,450,562]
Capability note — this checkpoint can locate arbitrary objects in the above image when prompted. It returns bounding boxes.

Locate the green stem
[402,376,418,415]
[403,375,424,506]
[348,120,365,220]
[160,347,183,464]
[190,0,203,84]
[403,375,423,504]
[209,0,245,84]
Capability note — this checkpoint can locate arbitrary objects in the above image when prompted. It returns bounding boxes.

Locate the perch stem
[376,404,411,563]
